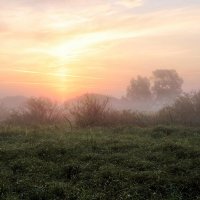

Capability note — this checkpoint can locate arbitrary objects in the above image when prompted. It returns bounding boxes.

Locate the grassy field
[0,126,200,200]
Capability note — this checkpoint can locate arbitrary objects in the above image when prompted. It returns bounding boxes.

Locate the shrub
[6,97,68,126]
[0,104,10,123]
[70,94,110,127]
[157,91,200,126]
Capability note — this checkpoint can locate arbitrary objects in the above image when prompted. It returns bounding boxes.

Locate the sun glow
[48,29,163,61]
[52,66,69,99]
[1,0,200,100]
[49,31,114,60]
[55,67,69,78]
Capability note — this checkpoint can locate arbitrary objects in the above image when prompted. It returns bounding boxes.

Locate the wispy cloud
[0,0,200,97]
[0,69,103,80]
[116,0,143,7]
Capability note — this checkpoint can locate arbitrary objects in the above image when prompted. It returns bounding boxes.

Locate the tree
[127,76,152,102]
[152,69,183,103]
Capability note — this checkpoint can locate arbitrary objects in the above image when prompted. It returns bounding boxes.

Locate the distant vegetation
[126,69,183,109]
[2,90,200,128]
[0,69,200,128]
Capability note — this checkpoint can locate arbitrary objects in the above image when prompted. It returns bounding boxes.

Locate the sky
[0,0,200,100]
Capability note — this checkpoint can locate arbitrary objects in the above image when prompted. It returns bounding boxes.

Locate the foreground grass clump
[0,126,199,200]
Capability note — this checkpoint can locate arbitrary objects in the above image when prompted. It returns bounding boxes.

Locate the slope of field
[0,126,200,200]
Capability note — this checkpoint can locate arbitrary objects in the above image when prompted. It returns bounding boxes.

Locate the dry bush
[70,94,165,128]
[0,104,10,123]
[72,106,156,127]
[156,106,175,125]
[105,110,147,127]
[70,94,110,127]
[156,91,200,126]
[172,92,200,126]
[7,97,67,126]
[134,112,157,127]
[102,110,136,126]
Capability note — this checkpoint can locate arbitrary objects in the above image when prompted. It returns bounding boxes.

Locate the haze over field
[1,2,200,199]
[0,0,200,100]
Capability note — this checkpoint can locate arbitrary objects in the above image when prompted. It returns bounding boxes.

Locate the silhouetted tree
[70,94,110,127]
[127,76,152,102]
[152,69,183,103]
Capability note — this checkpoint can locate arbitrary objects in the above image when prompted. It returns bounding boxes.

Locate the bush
[107,90,200,127]
[70,94,110,127]
[0,104,10,123]
[157,91,200,126]
[6,97,67,126]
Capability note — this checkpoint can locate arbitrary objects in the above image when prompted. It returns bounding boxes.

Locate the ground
[0,126,200,200]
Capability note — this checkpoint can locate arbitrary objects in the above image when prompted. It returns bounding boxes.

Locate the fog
[1,1,200,199]
[1,69,200,127]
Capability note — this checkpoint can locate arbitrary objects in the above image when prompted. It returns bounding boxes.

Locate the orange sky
[0,0,200,100]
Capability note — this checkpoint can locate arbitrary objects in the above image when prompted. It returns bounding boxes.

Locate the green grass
[0,125,200,200]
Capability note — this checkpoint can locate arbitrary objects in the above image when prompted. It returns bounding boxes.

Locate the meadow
[1,0,200,199]
[0,125,199,200]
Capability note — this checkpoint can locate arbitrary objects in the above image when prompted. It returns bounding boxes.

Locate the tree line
[1,69,200,128]
[126,69,183,106]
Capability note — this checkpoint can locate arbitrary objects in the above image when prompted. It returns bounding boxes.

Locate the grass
[0,125,200,200]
